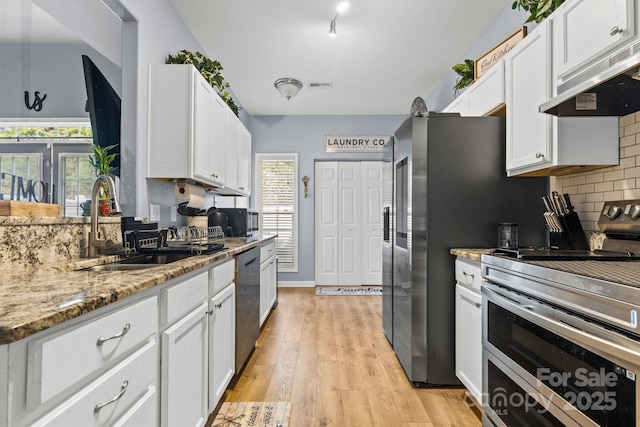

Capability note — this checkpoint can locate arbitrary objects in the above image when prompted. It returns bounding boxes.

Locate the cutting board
[0,200,61,217]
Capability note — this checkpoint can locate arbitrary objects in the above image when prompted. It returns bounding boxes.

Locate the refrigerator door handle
[383,207,390,242]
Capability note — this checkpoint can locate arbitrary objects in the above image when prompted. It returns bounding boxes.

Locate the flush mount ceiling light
[274,78,303,100]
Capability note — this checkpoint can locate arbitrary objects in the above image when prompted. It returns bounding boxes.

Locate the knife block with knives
[542,193,589,251]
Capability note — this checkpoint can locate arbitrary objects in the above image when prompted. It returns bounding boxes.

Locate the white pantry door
[338,162,362,285]
[315,162,339,285]
[361,162,383,285]
[315,161,382,286]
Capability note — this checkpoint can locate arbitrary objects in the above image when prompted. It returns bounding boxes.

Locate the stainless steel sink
[79,253,195,272]
[81,263,161,272]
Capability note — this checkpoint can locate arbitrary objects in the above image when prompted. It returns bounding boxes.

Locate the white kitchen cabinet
[220,110,252,196]
[259,240,277,326]
[442,92,470,116]
[466,60,505,116]
[148,64,226,188]
[161,301,209,427]
[454,258,482,404]
[442,60,505,117]
[208,259,236,413]
[505,20,619,176]
[160,270,210,427]
[551,0,635,85]
[208,282,235,412]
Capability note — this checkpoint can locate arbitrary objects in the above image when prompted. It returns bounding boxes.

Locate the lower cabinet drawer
[454,258,482,292]
[27,296,158,409]
[260,240,276,262]
[211,258,235,295]
[112,386,158,427]
[163,271,209,327]
[31,338,158,427]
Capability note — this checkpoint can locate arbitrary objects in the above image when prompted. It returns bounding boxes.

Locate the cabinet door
[361,161,382,285]
[553,0,634,81]
[505,20,553,172]
[259,260,270,326]
[161,302,208,427]
[237,124,252,195]
[268,256,277,309]
[337,162,362,286]
[193,76,226,186]
[208,283,235,412]
[455,284,482,403]
[467,60,504,116]
[225,111,240,191]
[442,93,469,115]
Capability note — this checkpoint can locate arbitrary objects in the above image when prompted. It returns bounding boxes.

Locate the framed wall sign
[325,135,391,153]
[474,27,527,80]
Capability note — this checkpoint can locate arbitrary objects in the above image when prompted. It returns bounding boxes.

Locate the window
[0,154,43,200]
[59,154,94,217]
[255,154,298,272]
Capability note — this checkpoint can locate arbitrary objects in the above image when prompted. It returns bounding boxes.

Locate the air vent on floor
[308,82,333,89]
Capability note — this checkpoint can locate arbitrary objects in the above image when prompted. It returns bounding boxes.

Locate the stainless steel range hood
[540,38,640,117]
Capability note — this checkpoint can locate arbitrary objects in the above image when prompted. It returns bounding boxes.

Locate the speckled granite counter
[450,248,494,262]
[0,235,275,345]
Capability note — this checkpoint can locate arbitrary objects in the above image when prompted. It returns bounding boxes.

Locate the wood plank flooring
[209,287,481,427]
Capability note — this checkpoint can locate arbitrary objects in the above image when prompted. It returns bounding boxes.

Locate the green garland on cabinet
[452,59,475,94]
[166,50,240,116]
[512,0,565,23]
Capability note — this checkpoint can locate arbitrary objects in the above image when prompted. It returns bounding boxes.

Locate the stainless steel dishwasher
[234,247,260,373]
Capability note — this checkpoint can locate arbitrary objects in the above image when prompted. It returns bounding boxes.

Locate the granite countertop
[0,235,276,345]
[450,248,494,262]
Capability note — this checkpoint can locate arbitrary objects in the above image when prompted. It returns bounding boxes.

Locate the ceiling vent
[308,82,333,89]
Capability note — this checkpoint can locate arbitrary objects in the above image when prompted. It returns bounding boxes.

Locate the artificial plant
[88,143,118,215]
[512,0,565,23]
[452,59,475,95]
[166,50,240,116]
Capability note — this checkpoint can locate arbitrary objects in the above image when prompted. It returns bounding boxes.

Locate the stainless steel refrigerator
[382,108,547,386]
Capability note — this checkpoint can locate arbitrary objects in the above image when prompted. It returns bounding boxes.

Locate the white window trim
[254,152,298,273]
[58,152,92,217]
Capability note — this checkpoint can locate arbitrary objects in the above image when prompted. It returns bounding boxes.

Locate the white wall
[0,43,120,119]
[248,114,405,283]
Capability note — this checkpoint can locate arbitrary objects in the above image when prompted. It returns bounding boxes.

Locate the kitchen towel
[174,182,206,209]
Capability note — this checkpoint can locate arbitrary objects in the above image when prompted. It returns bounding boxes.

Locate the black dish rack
[121,217,225,255]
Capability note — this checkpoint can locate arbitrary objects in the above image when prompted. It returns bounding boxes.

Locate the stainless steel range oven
[481,199,640,427]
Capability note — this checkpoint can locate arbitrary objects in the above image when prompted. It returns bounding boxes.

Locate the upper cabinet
[467,60,505,116]
[442,60,505,117]
[504,19,619,176]
[148,64,251,196]
[551,0,636,86]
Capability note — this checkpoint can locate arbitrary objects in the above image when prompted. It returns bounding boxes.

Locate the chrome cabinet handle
[475,302,481,308]
[462,271,475,280]
[96,323,130,347]
[610,26,623,36]
[215,303,223,309]
[535,152,545,159]
[94,380,128,413]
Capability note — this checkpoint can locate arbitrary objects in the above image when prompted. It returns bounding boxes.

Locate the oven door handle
[483,285,640,365]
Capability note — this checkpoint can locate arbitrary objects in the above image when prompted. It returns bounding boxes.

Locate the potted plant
[166,50,240,116]
[87,143,118,215]
[512,0,565,23]
[452,59,475,95]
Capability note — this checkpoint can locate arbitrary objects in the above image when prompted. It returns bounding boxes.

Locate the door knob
[610,26,624,36]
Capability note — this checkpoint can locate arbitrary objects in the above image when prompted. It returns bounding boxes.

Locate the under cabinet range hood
[540,39,640,117]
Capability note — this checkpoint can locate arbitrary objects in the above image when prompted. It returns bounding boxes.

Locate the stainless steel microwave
[214,208,259,237]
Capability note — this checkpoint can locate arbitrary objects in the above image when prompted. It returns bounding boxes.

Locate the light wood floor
[209,287,481,427]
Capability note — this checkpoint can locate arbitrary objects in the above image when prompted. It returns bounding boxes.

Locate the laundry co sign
[325,135,391,153]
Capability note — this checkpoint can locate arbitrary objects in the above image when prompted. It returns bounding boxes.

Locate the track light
[329,18,337,36]
[337,0,349,13]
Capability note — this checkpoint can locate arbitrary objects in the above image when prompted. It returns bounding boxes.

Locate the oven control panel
[598,199,640,233]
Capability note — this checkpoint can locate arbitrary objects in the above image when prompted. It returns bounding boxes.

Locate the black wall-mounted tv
[82,54,121,177]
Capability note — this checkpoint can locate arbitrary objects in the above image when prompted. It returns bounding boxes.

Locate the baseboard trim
[278,281,315,288]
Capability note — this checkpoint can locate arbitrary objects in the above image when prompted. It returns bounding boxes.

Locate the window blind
[256,156,297,271]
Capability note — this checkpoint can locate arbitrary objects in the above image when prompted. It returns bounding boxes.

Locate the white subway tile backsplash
[585,192,604,203]
[578,183,595,193]
[620,134,636,147]
[624,188,640,199]
[624,166,640,179]
[623,121,640,136]
[624,144,640,157]
[620,114,636,128]
[585,173,604,184]
[604,170,625,181]
[594,181,613,192]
